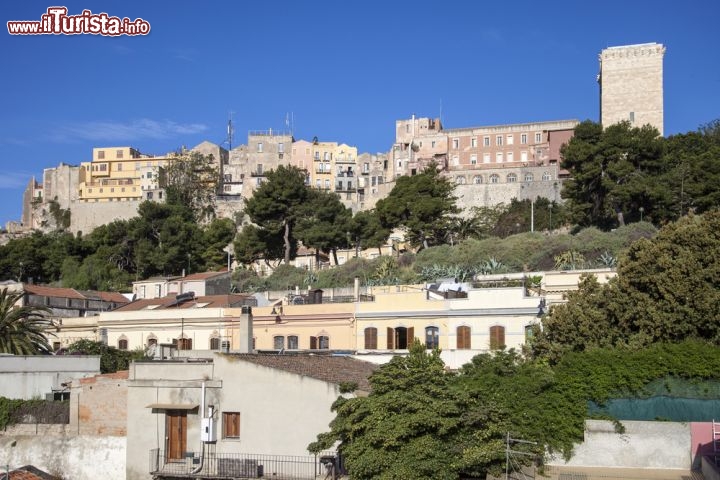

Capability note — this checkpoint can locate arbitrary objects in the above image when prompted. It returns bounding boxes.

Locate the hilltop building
[599,42,665,135]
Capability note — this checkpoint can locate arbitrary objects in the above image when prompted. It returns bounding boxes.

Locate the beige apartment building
[599,42,665,135]
[77,147,171,203]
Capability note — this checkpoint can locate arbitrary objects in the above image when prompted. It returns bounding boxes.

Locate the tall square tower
[598,43,666,135]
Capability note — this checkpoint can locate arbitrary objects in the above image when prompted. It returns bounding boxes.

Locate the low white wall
[0,435,125,480]
[548,420,691,469]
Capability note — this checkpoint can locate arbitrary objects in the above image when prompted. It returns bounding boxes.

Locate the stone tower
[598,42,666,135]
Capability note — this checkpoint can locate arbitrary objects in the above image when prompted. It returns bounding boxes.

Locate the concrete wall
[0,435,125,480]
[547,420,691,469]
[0,355,100,400]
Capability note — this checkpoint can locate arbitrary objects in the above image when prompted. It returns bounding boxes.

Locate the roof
[180,271,229,281]
[23,284,129,304]
[230,354,378,392]
[7,465,57,480]
[113,294,254,311]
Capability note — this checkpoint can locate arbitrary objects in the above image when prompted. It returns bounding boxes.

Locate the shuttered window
[457,326,471,350]
[364,328,377,349]
[489,326,505,350]
[223,412,240,438]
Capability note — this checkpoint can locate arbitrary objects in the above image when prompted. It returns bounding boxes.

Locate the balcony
[335,186,356,193]
[250,171,265,177]
[149,449,338,480]
[315,170,331,175]
[336,171,354,178]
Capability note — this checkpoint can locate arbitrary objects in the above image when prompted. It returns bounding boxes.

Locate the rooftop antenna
[225,111,235,150]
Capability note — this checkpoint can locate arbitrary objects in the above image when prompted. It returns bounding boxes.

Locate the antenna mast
[226,111,235,150]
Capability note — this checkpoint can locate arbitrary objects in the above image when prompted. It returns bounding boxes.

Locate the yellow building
[307,141,358,197]
[78,147,171,203]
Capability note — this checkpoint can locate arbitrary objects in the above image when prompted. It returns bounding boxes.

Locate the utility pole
[505,432,538,480]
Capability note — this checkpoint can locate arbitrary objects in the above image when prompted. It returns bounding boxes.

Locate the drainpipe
[191,381,207,474]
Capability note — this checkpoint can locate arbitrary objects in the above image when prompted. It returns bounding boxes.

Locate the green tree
[66,339,144,373]
[164,150,220,222]
[296,189,352,265]
[310,340,502,479]
[561,121,665,229]
[233,224,287,269]
[349,209,391,256]
[0,288,53,355]
[243,165,310,264]
[200,218,237,270]
[529,211,720,363]
[376,165,459,250]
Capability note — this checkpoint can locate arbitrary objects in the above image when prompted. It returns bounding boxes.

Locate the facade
[0,355,100,400]
[599,42,665,135]
[132,271,232,300]
[127,352,377,480]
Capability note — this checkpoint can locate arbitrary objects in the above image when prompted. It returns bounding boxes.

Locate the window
[257,142,263,153]
[177,338,192,350]
[525,325,535,342]
[496,152,503,163]
[223,412,240,438]
[99,164,107,171]
[210,337,220,350]
[147,337,157,347]
[97,150,105,159]
[324,152,330,161]
[318,336,329,349]
[118,338,128,350]
[256,164,263,175]
[287,335,298,350]
[496,135,503,146]
[542,172,552,181]
[452,155,459,166]
[325,179,330,189]
[507,135,514,145]
[490,174,500,183]
[387,326,413,349]
[316,179,321,188]
[471,137,477,148]
[484,136,490,147]
[117,163,122,171]
[452,138,459,149]
[489,325,505,350]
[524,173,534,182]
[473,175,482,184]
[364,327,378,349]
[470,154,477,165]
[457,326,471,349]
[425,326,439,349]
[314,151,320,160]
[431,140,436,148]
[483,153,491,164]
[273,336,284,350]
[455,176,466,185]
[629,111,635,122]
[507,173,517,183]
[116,149,124,159]
[53,341,61,351]
[146,192,153,200]
[278,142,284,153]
[363,162,370,173]
[535,133,542,143]
[506,152,514,163]
[521,151,528,162]
[521,133,528,144]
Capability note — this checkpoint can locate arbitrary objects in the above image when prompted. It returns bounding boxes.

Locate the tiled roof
[181,271,228,281]
[8,465,56,480]
[23,284,85,299]
[113,294,253,311]
[231,354,378,392]
[22,284,130,305]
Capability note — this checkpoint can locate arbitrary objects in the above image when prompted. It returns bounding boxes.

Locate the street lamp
[639,207,644,222]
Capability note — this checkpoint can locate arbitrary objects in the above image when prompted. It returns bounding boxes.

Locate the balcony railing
[250,171,265,177]
[149,449,340,480]
[315,170,331,175]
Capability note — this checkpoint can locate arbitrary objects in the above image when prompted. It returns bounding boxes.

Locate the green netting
[588,377,720,422]
[589,397,720,422]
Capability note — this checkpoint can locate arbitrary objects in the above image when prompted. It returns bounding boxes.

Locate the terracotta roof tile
[180,271,228,281]
[23,284,85,299]
[230,354,378,392]
[8,465,56,480]
[113,294,254,311]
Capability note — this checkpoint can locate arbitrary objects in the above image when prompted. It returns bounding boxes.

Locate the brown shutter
[386,327,394,349]
[457,326,471,349]
[365,328,377,349]
[408,327,415,347]
[310,336,317,349]
[489,326,505,350]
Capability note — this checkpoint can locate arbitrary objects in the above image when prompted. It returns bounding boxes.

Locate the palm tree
[0,288,53,355]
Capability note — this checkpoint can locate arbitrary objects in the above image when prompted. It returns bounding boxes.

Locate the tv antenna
[225,111,235,150]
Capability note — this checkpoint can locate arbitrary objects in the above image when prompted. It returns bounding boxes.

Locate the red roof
[113,294,253,311]
[180,271,228,281]
[23,284,129,304]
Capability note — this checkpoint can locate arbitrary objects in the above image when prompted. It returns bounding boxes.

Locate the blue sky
[1,0,719,226]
